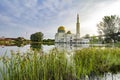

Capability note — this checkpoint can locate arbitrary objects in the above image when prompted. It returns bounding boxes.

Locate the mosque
[55,14,89,44]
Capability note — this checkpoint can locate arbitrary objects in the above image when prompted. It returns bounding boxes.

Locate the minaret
[76,14,80,37]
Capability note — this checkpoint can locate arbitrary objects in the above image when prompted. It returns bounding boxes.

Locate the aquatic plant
[74,48,120,79]
[0,48,120,80]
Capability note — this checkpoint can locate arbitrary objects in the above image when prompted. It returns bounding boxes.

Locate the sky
[0,0,120,39]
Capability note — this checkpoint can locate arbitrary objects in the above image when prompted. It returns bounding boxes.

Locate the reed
[0,48,120,80]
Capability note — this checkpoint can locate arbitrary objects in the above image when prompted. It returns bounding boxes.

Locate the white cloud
[0,14,12,23]
[1,0,120,39]
[23,0,37,8]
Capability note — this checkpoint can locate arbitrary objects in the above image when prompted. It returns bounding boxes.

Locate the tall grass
[74,48,120,79]
[0,48,120,80]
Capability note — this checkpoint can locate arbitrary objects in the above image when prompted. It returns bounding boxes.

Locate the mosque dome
[67,31,72,34]
[58,26,65,33]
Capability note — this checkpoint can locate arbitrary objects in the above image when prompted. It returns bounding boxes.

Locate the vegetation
[90,35,99,44]
[83,34,90,39]
[107,42,120,47]
[97,15,120,43]
[0,41,13,45]
[74,48,120,79]
[14,37,30,47]
[0,37,30,47]
[30,32,43,42]
[0,48,120,80]
[43,39,54,45]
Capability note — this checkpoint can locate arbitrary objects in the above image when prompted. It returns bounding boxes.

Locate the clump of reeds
[0,48,75,80]
[0,48,120,80]
[73,48,120,79]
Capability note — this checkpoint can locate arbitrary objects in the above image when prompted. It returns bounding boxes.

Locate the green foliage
[74,48,120,78]
[97,15,120,42]
[14,37,30,47]
[84,34,90,39]
[0,48,120,80]
[43,39,55,45]
[90,35,99,43]
[30,32,43,42]
[43,39,54,42]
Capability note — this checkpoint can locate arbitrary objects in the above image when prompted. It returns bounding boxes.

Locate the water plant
[74,48,120,79]
[0,48,120,80]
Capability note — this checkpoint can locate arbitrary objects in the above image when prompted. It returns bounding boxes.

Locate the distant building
[55,14,89,44]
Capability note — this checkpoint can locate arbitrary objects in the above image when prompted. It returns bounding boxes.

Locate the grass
[74,48,120,79]
[0,48,120,80]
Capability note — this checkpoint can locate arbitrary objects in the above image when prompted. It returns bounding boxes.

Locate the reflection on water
[30,43,42,51]
[30,43,55,53]
[0,43,116,57]
[78,73,120,80]
[55,43,89,52]
[0,45,30,56]
[0,43,55,56]
[102,73,120,80]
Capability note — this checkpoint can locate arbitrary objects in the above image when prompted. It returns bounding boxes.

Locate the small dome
[67,31,72,34]
[58,26,65,33]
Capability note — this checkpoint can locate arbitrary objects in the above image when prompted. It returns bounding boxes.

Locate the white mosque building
[55,14,89,44]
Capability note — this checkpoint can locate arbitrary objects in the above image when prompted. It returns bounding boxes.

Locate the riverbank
[0,48,120,80]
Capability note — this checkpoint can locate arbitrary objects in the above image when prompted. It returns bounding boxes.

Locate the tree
[97,15,120,42]
[30,32,43,42]
[84,34,90,39]
[90,35,98,43]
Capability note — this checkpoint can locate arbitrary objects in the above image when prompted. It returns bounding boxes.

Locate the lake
[0,43,93,56]
[0,43,114,56]
[0,43,120,80]
[0,43,102,56]
[0,44,55,56]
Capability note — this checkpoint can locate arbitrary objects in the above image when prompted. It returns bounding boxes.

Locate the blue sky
[0,0,120,39]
